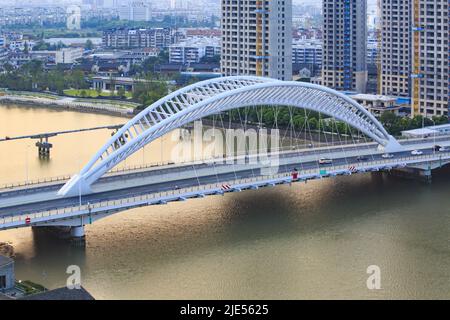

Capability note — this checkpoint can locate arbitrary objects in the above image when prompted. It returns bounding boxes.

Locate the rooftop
[401,124,450,137]
[0,254,13,267]
[349,93,397,102]
[20,286,95,300]
[171,37,220,48]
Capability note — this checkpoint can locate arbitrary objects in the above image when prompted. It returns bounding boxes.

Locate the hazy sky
[3,0,377,9]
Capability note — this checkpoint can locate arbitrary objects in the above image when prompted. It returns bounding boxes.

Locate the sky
[1,0,378,10]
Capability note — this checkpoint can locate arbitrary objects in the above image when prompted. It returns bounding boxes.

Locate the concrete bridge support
[69,225,86,245]
[389,167,432,183]
[30,225,85,244]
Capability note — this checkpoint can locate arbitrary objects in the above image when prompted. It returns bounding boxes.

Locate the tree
[199,54,220,64]
[117,86,126,99]
[85,39,93,50]
[133,80,169,109]
[2,63,14,73]
[33,41,49,51]
[109,75,116,96]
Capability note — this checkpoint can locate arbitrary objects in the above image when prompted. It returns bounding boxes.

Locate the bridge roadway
[0,135,449,223]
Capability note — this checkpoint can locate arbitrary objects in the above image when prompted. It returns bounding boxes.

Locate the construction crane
[411,0,424,117]
[255,0,267,76]
[376,0,382,95]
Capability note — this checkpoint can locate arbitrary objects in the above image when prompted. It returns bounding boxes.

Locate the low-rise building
[349,93,409,117]
[0,255,15,292]
[9,52,33,67]
[402,124,450,138]
[102,28,180,49]
[55,48,84,64]
[0,48,8,63]
[8,39,35,51]
[169,37,220,65]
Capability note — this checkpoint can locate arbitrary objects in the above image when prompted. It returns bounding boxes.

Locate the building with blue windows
[322,0,368,93]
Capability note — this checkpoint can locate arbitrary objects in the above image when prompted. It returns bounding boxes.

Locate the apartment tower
[379,0,411,97]
[221,0,293,80]
[411,0,449,117]
[322,0,368,92]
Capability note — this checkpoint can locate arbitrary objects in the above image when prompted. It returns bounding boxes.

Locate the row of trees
[133,80,170,110]
[217,106,449,137]
[0,60,88,93]
[378,112,448,136]
[32,40,67,51]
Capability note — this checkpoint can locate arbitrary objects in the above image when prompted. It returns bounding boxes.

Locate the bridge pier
[30,226,86,245]
[35,137,53,159]
[70,225,86,245]
[389,167,432,183]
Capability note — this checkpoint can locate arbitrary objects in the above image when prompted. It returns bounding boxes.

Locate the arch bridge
[59,76,402,196]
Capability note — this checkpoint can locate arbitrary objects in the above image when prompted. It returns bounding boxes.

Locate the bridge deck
[1,136,450,230]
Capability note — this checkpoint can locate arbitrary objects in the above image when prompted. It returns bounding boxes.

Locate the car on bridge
[434,145,446,152]
[356,156,369,162]
[319,158,333,165]
[382,153,394,159]
[411,150,423,155]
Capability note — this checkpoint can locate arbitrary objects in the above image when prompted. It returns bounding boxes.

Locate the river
[1,103,450,299]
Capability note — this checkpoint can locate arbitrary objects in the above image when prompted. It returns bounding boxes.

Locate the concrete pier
[70,226,86,245]
[31,226,86,245]
[389,167,432,183]
[35,137,53,158]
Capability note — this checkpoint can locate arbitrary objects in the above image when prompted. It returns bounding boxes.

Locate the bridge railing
[0,172,290,227]
[1,151,450,229]
[3,133,450,192]
[0,174,73,191]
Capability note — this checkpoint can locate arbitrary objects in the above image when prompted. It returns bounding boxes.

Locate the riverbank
[0,92,138,118]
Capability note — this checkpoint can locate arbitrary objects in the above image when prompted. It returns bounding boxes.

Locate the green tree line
[0,60,88,94]
[215,106,449,137]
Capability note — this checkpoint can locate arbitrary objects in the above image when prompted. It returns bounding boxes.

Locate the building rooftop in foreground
[0,255,13,267]
[349,93,397,103]
[402,124,450,138]
[20,286,95,300]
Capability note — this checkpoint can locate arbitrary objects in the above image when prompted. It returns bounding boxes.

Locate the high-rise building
[220,0,292,81]
[119,4,132,20]
[118,1,150,21]
[411,0,449,117]
[379,0,411,97]
[131,1,150,21]
[322,0,368,93]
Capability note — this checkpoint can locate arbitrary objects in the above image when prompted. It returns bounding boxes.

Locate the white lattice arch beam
[59,76,401,196]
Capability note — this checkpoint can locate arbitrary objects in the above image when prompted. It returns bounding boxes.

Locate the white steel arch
[59,76,402,196]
